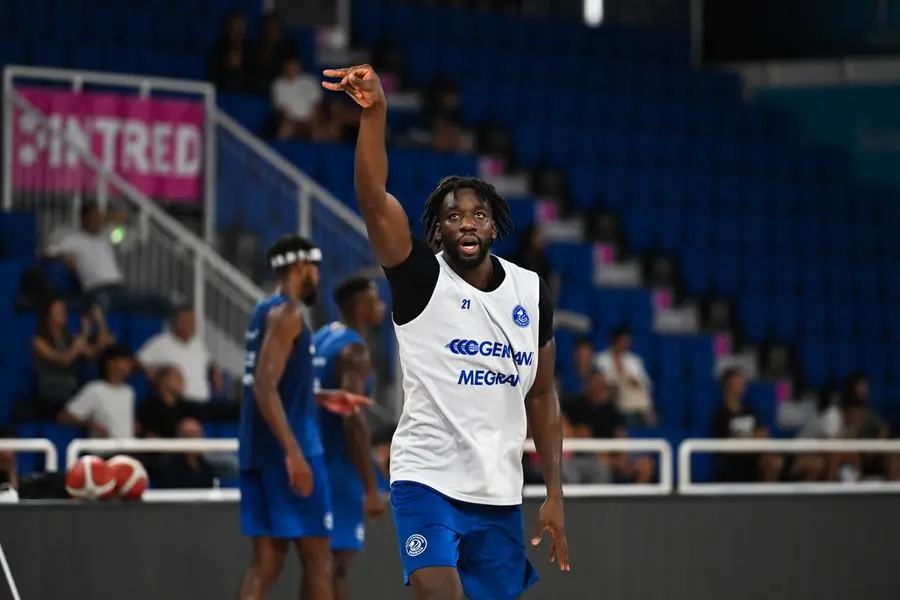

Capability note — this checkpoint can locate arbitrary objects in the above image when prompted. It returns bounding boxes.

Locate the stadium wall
[0,497,895,599]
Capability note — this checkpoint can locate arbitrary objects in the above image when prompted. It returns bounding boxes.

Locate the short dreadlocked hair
[421,176,513,250]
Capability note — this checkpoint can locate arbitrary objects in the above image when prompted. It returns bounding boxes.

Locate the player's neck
[450,254,494,291]
[339,315,366,336]
[274,283,299,301]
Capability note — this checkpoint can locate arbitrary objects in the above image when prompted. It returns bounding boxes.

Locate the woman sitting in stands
[30,299,114,420]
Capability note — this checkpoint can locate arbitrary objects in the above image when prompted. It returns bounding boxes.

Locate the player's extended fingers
[530,524,547,547]
[553,530,571,571]
[350,394,375,406]
[322,68,350,78]
[321,81,345,91]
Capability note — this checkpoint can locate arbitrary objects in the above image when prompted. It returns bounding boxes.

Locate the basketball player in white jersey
[323,65,569,600]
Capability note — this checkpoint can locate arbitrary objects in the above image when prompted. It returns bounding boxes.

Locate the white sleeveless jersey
[390,252,540,505]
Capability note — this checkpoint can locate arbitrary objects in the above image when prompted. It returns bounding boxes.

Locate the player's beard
[301,281,318,306]
[444,235,492,270]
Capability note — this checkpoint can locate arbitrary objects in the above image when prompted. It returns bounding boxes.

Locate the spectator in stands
[248,12,297,94]
[49,202,171,315]
[31,301,114,420]
[431,115,474,153]
[712,368,783,483]
[138,365,194,438]
[563,369,655,483]
[139,365,239,479]
[0,428,16,489]
[137,303,224,402]
[271,53,323,139]
[209,11,249,92]
[311,96,361,143]
[510,225,558,298]
[59,345,136,439]
[595,326,655,427]
[829,374,890,482]
[791,394,843,481]
[429,83,463,124]
[560,336,595,395]
[153,418,217,489]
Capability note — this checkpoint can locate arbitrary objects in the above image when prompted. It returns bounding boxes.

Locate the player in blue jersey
[237,235,372,600]
[313,276,388,600]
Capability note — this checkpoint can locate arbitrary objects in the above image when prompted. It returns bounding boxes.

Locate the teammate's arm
[336,344,382,509]
[253,306,304,459]
[322,65,413,268]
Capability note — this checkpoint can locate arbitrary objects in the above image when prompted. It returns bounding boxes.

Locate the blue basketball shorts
[239,454,333,540]
[390,480,539,600]
[330,487,365,552]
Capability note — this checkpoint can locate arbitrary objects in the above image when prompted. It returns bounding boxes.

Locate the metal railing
[213,110,393,407]
[2,66,216,239]
[679,438,900,495]
[60,437,673,501]
[3,85,261,374]
[1,65,386,389]
[0,439,58,473]
[213,111,376,326]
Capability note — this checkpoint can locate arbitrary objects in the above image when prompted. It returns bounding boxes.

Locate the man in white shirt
[594,326,656,426]
[60,345,136,438]
[49,202,170,315]
[271,53,322,139]
[138,304,224,403]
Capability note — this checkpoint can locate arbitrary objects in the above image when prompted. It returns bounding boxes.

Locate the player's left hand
[531,495,570,572]
[321,65,384,108]
[318,391,373,416]
[363,490,387,519]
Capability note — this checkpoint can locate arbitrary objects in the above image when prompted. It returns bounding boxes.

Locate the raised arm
[335,344,380,500]
[322,65,412,268]
[253,306,304,457]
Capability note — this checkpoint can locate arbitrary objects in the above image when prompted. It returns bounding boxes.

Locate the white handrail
[525,438,673,497]
[214,110,369,238]
[4,65,219,242]
[0,439,59,472]
[4,65,213,95]
[7,91,264,305]
[679,438,900,495]
[66,437,673,502]
[66,438,238,468]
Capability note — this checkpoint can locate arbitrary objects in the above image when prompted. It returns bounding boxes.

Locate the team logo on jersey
[512,304,530,328]
[324,512,334,531]
[355,524,365,543]
[405,534,427,557]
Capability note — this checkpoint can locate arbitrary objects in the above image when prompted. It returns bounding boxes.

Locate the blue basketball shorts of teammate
[390,480,539,600]
[240,454,333,539]
[329,487,366,551]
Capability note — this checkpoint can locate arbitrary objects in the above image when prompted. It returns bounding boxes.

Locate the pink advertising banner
[12,87,205,203]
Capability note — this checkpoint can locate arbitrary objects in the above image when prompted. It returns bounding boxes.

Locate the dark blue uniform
[238,294,332,539]
[313,322,374,551]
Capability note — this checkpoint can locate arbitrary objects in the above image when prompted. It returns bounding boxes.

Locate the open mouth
[458,238,480,256]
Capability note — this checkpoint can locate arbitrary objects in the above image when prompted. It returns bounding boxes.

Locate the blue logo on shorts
[512,304,530,328]
[406,533,427,557]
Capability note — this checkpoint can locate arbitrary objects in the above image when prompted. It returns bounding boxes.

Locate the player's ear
[491,224,497,240]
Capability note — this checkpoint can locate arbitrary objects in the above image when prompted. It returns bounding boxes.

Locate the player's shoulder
[265,299,303,331]
[494,254,540,289]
